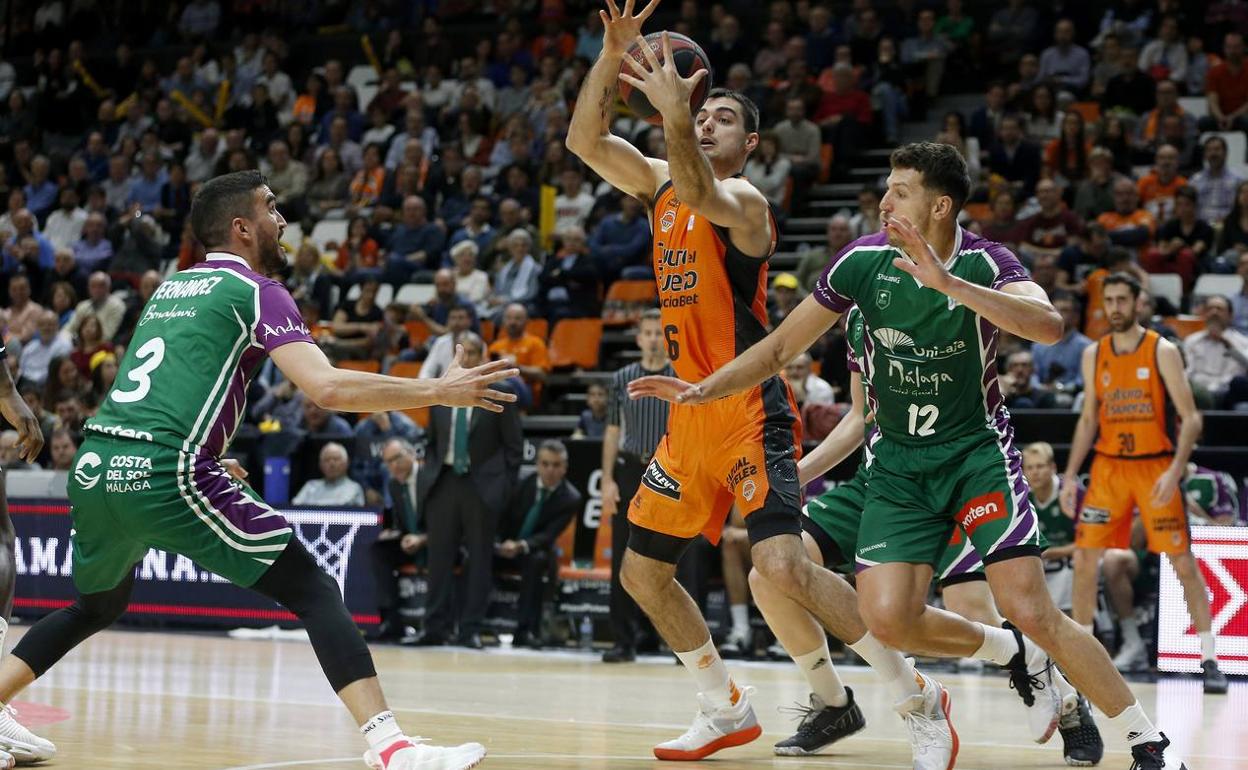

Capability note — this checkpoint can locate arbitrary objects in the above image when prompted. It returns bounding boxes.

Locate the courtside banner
[9,499,381,628]
[1158,525,1248,674]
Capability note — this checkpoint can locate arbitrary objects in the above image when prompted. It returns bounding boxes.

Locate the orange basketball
[618,32,713,126]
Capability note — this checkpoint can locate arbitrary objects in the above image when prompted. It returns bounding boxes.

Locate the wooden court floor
[5,626,1243,769]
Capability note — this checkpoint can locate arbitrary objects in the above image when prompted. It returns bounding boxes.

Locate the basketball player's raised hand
[618,32,709,121]
[439,345,521,412]
[600,0,662,56]
[627,374,708,404]
[884,213,953,293]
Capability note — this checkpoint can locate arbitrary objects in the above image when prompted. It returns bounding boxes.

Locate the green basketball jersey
[814,228,1031,447]
[86,252,315,456]
[1183,465,1240,522]
[1029,475,1078,548]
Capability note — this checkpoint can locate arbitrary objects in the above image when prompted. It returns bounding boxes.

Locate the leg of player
[942,580,1104,766]
[719,528,753,658]
[1167,550,1228,693]
[620,547,762,761]
[1071,546,1105,636]
[248,541,484,770]
[753,536,956,770]
[748,533,864,756]
[1101,549,1147,672]
[985,555,1187,769]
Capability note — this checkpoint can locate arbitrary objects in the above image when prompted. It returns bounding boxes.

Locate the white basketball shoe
[363,736,485,770]
[895,667,958,770]
[0,705,55,764]
[653,686,762,761]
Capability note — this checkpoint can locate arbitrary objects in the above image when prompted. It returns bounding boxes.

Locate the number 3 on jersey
[111,337,166,404]
[907,403,938,437]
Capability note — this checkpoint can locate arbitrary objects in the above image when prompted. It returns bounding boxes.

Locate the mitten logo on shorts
[642,460,682,501]
[957,492,1007,535]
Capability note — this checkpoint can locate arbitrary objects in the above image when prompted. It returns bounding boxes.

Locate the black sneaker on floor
[1058,694,1103,766]
[1203,659,1229,694]
[1130,733,1188,769]
[773,688,866,756]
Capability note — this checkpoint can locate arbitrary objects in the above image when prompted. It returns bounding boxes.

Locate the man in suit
[415,333,522,648]
[369,437,425,642]
[495,439,581,648]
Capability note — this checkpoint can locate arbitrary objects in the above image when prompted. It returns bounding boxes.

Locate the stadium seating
[548,319,603,370]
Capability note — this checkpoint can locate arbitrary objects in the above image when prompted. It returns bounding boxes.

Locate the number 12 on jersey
[907,403,939,437]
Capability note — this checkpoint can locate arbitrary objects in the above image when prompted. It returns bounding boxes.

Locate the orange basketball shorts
[1077,454,1190,554]
[628,376,803,562]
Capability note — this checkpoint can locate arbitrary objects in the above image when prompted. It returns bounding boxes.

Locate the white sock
[849,631,920,701]
[972,624,1021,667]
[1120,616,1142,647]
[1108,700,1162,747]
[794,642,849,707]
[1199,630,1216,662]
[675,638,740,709]
[730,604,750,639]
[360,710,404,752]
[1051,664,1077,704]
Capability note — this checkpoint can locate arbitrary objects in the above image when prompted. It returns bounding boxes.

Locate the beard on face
[1108,313,1134,333]
[258,231,286,275]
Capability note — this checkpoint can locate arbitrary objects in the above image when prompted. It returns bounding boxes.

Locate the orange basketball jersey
[649,179,778,382]
[1093,329,1174,458]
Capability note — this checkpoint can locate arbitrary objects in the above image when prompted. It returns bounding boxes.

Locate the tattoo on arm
[597,86,613,127]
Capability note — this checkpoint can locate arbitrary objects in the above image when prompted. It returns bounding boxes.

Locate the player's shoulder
[958,228,1023,269]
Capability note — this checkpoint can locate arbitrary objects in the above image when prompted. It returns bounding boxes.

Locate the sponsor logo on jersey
[687,215,696,231]
[1080,505,1111,525]
[105,454,153,492]
[73,452,102,490]
[641,459,682,501]
[859,541,887,554]
[957,492,1008,536]
[85,422,154,442]
[151,275,224,301]
[659,210,676,233]
[139,303,199,326]
[875,288,892,309]
[876,273,901,284]
[726,456,758,492]
[886,359,955,396]
[1137,367,1150,380]
[873,328,915,351]
[262,316,311,340]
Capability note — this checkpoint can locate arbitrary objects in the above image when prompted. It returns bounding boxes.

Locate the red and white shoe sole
[653,723,763,761]
[940,686,960,770]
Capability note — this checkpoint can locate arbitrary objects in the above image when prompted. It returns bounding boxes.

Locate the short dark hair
[889,142,971,211]
[1103,271,1142,299]
[705,87,760,133]
[1176,185,1198,204]
[189,170,268,249]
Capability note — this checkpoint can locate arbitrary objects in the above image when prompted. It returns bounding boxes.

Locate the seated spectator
[1138,288,1181,344]
[23,155,57,222]
[1073,146,1121,220]
[1137,80,1194,159]
[449,241,490,309]
[54,394,87,437]
[1044,112,1090,188]
[987,114,1042,197]
[328,277,384,358]
[1101,45,1154,116]
[494,439,580,649]
[370,437,427,642]
[68,314,114,378]
[1215,181,1248,266]
[1032,291,1092,392]
[797,215,852,292]
[419,305,475,379]
[0,430,38,470]
[296,396,353,438]
[47,281,78,328]
[2,209,54,271]
[353,411,423,499]
[936,111,981,185]
[1039,19,1091,95]
[292,442,366,506]
[488,229,541,317]
[1190,135,1243,225]
[44,354,90,412]
[19,310,72,387]
[969,81,1008,148]
[814,65,872,175]
[109,203,167,281]
[481,199,536,272]
[447,196,497,262]
[67,271,126,341]
[1097,178,1156,255]
[489,303,550,401]
[262,140,309,222]
[361,104,397,150]
[286,241,336,320]
[784,352,835,408]
[902,9,952,99]
[89,350,118,405]
[1139,15,1187,87]
[18,383,56,449]
[126,151,168,213]
[4,274,43,343]
[43,188,87,251]
[385,108,439,171]
[1024,84,1061,143]
[47,429,79,471]
[1137,144,1187,223]
[1231,253,1248,332]
[588,195,649,282]
[538,225,600,322]
[348,143,387,210]
[116,270,164,346]
[743,132,791,211]
[73,212,114,274]
[1199,32,1248,133]
[979,190,1022,249]
[849,186,881,238]
[1185,295,1248,407]
[553,165,595,233]
[1152,186,1215,283]
[1001,350,1057,408]
[573,382,607,439]
[768,273,803,328]
[772,97,822,210]
[306,148,350,218]
[1017,179,1085,261]
[1021,442,1078,613]
[410,269,475,338]
[335,215,382,282]
[382,196,446,286]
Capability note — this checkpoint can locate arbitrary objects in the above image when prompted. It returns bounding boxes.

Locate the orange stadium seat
[337,359,381,373]
[556,512,612,582]
[404,320,432,347]
[526,318,549,340]
[548,318,602,369]
[1069,101,1101,124]
[603,279,657,326]
[1162,315,1205,339]
[963,202,992,224]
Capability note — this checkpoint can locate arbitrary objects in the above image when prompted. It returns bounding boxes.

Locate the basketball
[618,31,713,126]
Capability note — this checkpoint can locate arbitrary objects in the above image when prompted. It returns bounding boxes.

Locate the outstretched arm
[566,0,667,201]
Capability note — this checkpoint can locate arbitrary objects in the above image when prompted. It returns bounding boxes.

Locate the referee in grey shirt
[601,310,672,663]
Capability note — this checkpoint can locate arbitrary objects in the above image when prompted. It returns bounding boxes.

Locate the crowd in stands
[3,0,1248,657]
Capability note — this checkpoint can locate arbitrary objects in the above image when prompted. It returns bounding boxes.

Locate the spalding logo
[73,452,103,491]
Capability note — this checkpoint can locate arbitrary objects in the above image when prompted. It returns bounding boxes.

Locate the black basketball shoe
[773,688,867,756]
[1058,693,1103,766]
[1130,733,1188,769]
